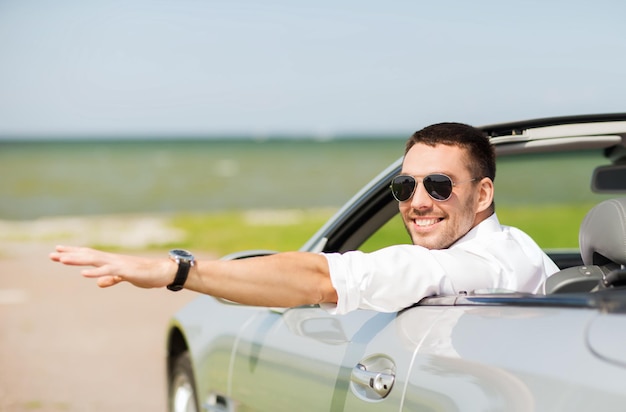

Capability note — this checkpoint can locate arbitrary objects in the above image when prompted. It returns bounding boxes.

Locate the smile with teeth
[414,217,443,227]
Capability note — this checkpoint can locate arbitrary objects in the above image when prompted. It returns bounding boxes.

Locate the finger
[50,245,79,262]
[56,247,109,267]
[55,245,80,252]
[54,245,89,255]
[81,265,118,279]
[58,254,97,267]
[96,275,123,288]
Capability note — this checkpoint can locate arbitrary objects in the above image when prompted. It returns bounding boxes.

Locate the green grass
[164,209,336,256]
[496,203,593,249]
[157,203,592,257]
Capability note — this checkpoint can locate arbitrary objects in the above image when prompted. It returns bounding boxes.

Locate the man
[50,123,558,314]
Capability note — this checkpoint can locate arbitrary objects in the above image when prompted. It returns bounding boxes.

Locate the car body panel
[172,292,626,411]
[587,312,626,367]
[403,305,626,411]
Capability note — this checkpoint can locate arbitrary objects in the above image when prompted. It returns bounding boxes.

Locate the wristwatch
[167,249,195,291]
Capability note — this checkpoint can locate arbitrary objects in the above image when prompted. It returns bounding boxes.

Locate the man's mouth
[413,217,443,227]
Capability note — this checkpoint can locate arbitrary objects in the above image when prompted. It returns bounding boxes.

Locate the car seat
[543,197,626,294]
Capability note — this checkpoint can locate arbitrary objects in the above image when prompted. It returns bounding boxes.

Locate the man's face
[399,143,481,249]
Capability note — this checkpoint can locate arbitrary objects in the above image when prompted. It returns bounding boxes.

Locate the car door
[226,291,626,412]
[228,303,439,411]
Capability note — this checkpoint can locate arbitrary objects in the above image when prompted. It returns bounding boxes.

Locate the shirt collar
[449,213,501,248]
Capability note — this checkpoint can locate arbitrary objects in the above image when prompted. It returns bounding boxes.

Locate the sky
[0,0,625,138]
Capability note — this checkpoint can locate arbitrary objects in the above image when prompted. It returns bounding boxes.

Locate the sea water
[0,137,405,220]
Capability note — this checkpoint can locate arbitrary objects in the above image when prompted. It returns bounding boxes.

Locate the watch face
[169,249,194,260]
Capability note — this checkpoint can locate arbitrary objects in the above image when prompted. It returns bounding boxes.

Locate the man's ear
[476,177,494,213]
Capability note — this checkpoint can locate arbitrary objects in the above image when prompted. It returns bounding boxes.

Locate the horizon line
[0,132,409,142]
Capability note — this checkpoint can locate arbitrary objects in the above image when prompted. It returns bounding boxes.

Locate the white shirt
[321,213,559,315]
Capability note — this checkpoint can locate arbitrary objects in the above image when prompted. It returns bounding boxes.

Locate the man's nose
[409,181,433,209]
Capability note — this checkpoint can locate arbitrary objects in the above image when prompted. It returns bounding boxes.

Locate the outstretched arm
[49,245,337,308]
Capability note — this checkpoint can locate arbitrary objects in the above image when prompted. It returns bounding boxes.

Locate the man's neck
[473,209,495,228]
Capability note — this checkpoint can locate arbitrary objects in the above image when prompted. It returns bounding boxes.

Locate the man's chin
[411,236,438,250]
[410,234,452,250]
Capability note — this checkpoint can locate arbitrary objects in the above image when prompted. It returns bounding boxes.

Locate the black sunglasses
[390,173,477,202]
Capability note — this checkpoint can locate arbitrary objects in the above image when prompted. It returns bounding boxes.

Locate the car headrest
[579,198,626,266]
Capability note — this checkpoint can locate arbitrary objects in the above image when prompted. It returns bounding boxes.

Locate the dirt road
[0,218,203,412]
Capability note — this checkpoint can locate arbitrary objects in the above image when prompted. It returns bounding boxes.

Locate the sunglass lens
[391,175,416,201]
[423,174,453,201]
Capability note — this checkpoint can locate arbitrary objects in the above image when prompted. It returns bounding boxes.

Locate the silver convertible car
[166,114,626,412]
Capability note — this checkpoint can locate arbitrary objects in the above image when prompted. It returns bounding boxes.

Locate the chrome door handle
[351,363,395,399]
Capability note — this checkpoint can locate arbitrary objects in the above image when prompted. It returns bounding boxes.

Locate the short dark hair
[405,122,496,182]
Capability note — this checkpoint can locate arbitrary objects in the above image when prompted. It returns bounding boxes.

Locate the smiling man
[397,123,496,249]
[50,123,558,314]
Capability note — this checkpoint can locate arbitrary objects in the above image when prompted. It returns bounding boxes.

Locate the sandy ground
[0,216,211,412]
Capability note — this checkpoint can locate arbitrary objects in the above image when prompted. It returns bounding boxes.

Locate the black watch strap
[167,260,191,291]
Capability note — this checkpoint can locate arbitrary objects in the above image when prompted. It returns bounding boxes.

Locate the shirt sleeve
[321,244,503,314]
